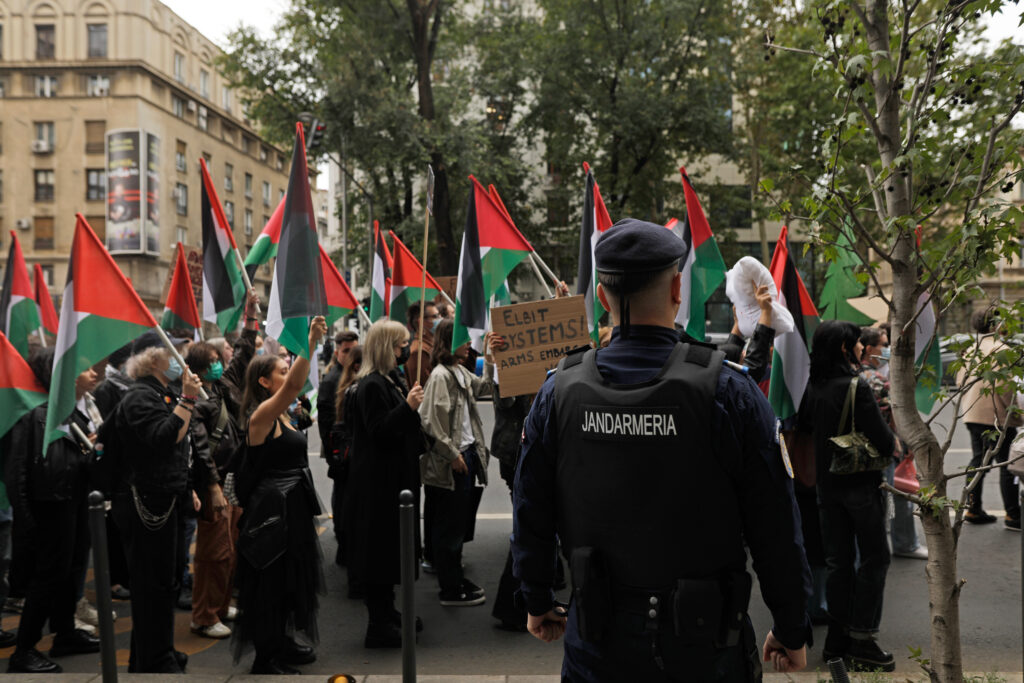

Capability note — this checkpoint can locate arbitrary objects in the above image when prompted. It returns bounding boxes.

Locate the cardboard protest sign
[490,295,590,396]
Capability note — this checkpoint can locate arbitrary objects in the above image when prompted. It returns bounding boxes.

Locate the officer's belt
[608,573,751,648]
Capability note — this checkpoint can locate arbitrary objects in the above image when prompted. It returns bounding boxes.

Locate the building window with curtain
[86,169,106,201]
[36,25,55,60]
[87,24,107,58]
[34,75,58,97]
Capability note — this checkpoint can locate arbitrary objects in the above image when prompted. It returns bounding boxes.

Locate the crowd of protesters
[0,274,1021,675]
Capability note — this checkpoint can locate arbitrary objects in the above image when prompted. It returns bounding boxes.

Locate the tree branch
[948,451,1024,481]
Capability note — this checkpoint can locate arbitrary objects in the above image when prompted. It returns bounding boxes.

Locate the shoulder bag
[828,377,889,475]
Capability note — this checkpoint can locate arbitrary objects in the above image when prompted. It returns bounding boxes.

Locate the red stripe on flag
[770,226,819,317]
[34,264,58,334]
[389,231,444,291]
[73,214,158,327]
[318,244,360,311]
[679,167,714,248]
[166,242,202,328]
[468,176,534,252]
[0,332,47,393]
[7,232,34,298]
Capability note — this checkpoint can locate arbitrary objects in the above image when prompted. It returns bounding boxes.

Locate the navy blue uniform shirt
[511,324,812,650]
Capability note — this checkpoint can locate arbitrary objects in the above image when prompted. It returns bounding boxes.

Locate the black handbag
[828,377,888,475]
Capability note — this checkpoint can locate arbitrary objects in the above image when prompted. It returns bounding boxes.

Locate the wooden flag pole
[232,250,262,316]
[530,251,561,288]
[153,325,209,400]
[526,256,554,298]
[416,167,436,364]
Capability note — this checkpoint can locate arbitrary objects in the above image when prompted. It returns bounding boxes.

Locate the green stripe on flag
[244,234,277,270]
[217,253,246,333]
[277,316,311,360]
[767,348,797,421]
[160,309,195,335]
[0,387,46,441]
[481,248,529,301]
[391,287,438,330]
[915,337,942,414]
[8,297,42,359]
[684,238,726,340]
[326,305,353,329]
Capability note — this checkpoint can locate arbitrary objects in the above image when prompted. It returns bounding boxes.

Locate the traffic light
[306,119,326,153]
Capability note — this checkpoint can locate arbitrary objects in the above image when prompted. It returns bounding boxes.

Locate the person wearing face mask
[3,348,102,673]
[108,334,203,673]
[344,320,425,648]
[796,320,897,671]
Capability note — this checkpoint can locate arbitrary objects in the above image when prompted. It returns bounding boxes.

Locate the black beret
[595,218,687,275]
[131,329,188,355]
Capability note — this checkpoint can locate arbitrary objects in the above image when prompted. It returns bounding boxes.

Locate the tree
[767,1,1024,680]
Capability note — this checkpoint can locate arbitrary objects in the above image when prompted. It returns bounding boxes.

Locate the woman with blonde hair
[344,320,424,648]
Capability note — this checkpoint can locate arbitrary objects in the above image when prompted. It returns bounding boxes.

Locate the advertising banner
[106,130,143,253]
[145,133,160,254]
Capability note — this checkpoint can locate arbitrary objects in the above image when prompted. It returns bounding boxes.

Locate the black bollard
[827,657,850,683]
[88,490,118,682]
[399,489,417,683]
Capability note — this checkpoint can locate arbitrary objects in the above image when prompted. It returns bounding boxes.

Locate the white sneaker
[221,605,238,621]
[76,597,99,626]
[75,617,98,635]
[190,621,232,639]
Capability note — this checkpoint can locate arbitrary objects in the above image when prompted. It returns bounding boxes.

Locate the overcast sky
[163,0,283,47]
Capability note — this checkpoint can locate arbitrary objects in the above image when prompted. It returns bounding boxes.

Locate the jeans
[819,483,891,635]
[424,444,480,595]
[885,464,920,553]
[966,423,1021,519]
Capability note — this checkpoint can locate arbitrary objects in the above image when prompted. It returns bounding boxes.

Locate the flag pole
[526,255,554,298]
[529,251,561,288]
[232,250,262,316]
[37,326,47,348]
[153,326,208,400]
[417,167,436,363]
[357,306,373,332]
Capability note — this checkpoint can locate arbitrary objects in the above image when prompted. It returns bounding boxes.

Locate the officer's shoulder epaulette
[560,344,592,371]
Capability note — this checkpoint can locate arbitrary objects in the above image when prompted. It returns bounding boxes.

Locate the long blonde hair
[358,320,408,379]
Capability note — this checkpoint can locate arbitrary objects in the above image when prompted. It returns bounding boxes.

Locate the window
[34,170,55,201]
[199,69,209,98]
[262,214,270,229]
[546,190,569,227]
[262,181,271,206]
[175,182,188,215]
[87,24,107,58]
[34,216,54,250]
[86,169,106,201]
[279,188,285,202]
[485,97,512,132]
[85,120,105,154]
[244,173,253,198]
[0,79,5,97]
[198,105,208,131]
[276,154,285,171]
[87,74,110,96]
[35,121,55,147]
[172,95,184,118]
[244,209,253,236]
[259,145,268,162]
[224,163,233,192]
[222,87,231,112]
[87,215,106,242]
[175,140,187,172]
[34,75,58,97]
[241,137,251,155]
[36,25,55,60]
[0,171,3,202]
[222,124,235,146]
[0,25,4,61]
[173,52,185,82]
[176,226,187,246]
[40,264,53,286]
[224,201,235,229]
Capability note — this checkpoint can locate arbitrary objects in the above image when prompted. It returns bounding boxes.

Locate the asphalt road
[2,400,1021,677]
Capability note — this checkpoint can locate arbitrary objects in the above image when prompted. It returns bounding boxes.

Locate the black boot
[364,621,402,648]
[8,648,62,673]
[50,628,101,657]
[822,626,850,660]
[846,638,895,672]
[965,492,997,524]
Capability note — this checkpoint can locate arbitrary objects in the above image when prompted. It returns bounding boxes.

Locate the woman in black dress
[232,316,326,675]
[345,320,424,648]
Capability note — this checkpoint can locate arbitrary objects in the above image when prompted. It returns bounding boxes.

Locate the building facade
[0,0,289,312]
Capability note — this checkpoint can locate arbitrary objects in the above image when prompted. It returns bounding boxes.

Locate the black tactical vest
[553,343,748,589]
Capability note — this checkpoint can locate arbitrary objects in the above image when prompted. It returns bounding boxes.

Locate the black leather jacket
[117,375,190,496]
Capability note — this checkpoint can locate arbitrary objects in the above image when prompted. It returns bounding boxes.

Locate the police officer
[511,219,811,681]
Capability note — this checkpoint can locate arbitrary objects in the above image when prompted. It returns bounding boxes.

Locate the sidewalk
[3,674,1022,682]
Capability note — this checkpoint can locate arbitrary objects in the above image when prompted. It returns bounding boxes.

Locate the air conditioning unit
[187,100,197,113]
[94,85,109,97]
[31,140,51,154]
[16,218,32,230]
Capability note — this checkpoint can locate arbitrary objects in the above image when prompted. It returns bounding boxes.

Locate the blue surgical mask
[256,348,266,356]
[165,357,183,381]
[881,347,891,360]
[204,360,224,381]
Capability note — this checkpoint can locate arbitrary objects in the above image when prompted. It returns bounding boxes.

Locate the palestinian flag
[452,177,534,351]
[265,123,327,359]
[45,215,157,450]
[243,196,285,281]
[34,263,58,336]
[673,168,727,340]
[0,231,43,359]
[767,226,820,421]
[201,158,246,334]
[388,231,442,329]
[914,292,942,414]
[370,221,393,321]
[0,331,48,507]
[319,244,359,328]
[162,242,202,340]
[576,163,614,345]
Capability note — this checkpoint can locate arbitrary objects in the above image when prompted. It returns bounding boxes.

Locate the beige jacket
[959,334,1024,428]
[418,362,493,490]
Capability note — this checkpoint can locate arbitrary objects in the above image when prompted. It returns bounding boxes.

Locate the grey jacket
[419,362,493,490]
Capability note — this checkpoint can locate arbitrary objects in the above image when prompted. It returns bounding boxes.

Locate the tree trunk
[862,2,962,680]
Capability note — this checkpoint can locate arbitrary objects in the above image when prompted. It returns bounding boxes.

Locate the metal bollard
[827,657,850,683]
[87,490,118,683]
[399,489,417,683]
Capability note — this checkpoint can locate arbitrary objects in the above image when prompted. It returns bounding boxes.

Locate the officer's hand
[527,609,566,643]
[451,454,468,474]
[762,630,806,673]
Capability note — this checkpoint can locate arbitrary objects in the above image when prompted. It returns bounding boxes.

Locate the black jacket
[92,368,132,420]
[490,383,532,473]
[116,375,191,495]
[317,363,343,446]
[798,372,896,491]
[4,404,92,531]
